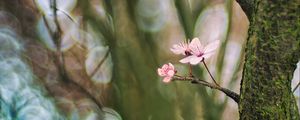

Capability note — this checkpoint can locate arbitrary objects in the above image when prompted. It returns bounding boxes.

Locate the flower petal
[163,77,172,83]
[157,68,165,76]
[189,38,204,55]
[204,40,220,54]
[168,63,174,70]
[202,52,214,59]
[167,70,175,76]
[179,56,202,65]
[189,56,203,65]
[179,56,194,63]
[170,44,185,55]
[161,64,169,70]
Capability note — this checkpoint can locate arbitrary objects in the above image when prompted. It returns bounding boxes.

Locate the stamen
[197,52,204,57]
[185,51,192,56]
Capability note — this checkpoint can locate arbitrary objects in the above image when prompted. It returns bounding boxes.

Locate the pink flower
[180,38,220,65]
[170,41,191,56]
[157,63,176,83]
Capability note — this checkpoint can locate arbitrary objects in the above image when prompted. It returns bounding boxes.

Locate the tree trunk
[239,0,300,119]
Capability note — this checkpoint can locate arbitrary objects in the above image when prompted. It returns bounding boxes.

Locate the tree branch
[90,50,110,78]
[172,76,240,103]
[203,60,220,87]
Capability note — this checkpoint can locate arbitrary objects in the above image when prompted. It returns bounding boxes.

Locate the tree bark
[238,0,300,119]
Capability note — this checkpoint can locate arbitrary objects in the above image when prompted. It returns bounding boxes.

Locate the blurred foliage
[0,25,63,120]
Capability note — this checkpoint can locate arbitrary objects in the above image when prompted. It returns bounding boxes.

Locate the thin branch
[293,81,300,93]
[172,76,240,103]
[56,8,75,22]
[203,60,220,87]
[42,15,54,35]
[188,63,193,77]
[50,0,68,82]
[90,50,110,78]
[51,0,62,48]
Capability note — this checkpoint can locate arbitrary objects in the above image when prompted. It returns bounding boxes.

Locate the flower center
[197,52,204,57]
[184,51,192,56]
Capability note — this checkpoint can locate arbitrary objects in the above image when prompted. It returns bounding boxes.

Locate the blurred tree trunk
[238,0,300,119]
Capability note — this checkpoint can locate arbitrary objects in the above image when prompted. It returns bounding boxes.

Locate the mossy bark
[239,0,300,119]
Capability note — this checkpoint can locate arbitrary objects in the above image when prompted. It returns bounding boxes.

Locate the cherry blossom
[180,38,220,65]
[157,63,176,83]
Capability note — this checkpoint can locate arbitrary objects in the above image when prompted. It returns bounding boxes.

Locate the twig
[293,81,300,93]
[188,64,193,77]
[42,15,54,35]
[90,50,110,78]
[172,76,240,103]
[56,8,75,22]
[51,0,63,42]
[50,0,68,81]
[202,60,220,87]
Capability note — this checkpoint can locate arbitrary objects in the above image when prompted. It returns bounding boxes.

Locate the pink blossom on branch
[157,63,176,83]
[180,38,220,65]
